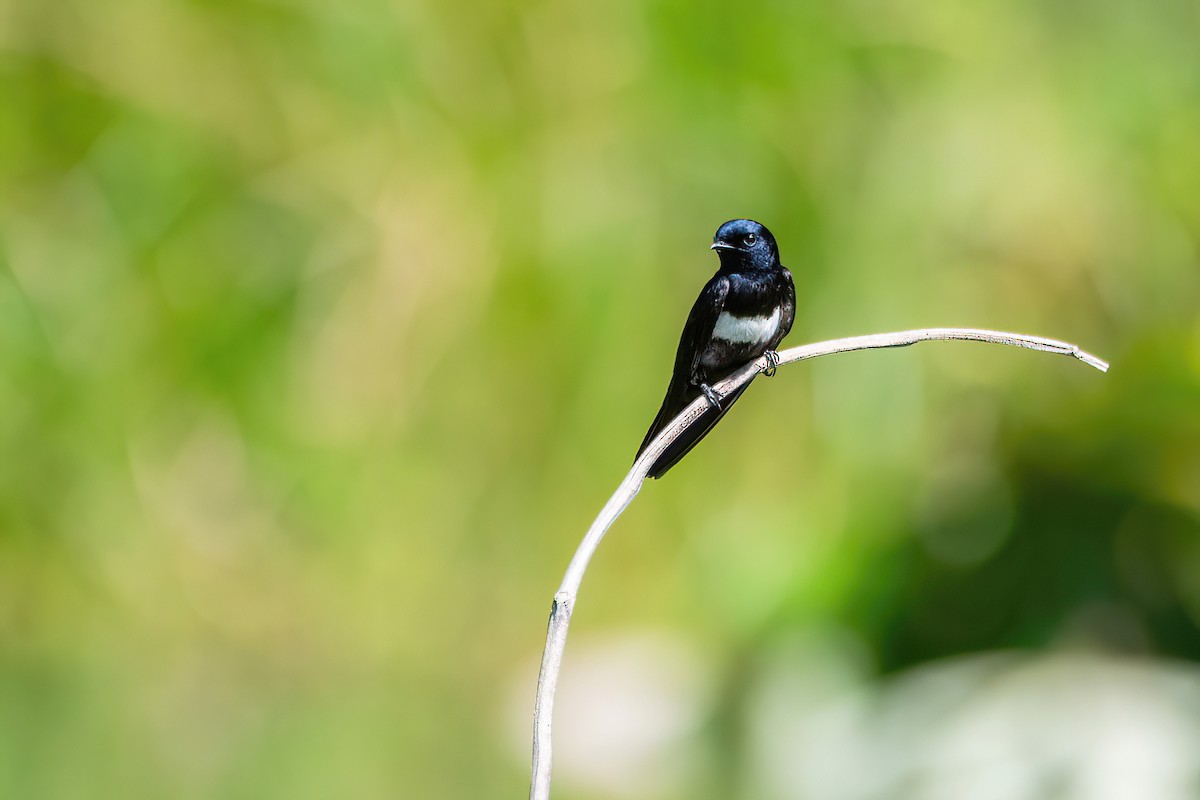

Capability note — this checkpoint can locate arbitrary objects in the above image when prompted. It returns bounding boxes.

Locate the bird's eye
[745,233,757,245]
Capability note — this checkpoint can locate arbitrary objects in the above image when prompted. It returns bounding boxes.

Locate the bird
[635,219,796,479]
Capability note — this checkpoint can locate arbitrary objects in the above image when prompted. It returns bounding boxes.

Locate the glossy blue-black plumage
[636,219,796,478]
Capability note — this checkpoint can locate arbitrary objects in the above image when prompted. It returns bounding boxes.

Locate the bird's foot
[700,383,723,411]
[763,350,780,378]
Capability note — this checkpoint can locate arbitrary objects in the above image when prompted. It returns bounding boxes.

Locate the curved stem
[529,327,1107,799]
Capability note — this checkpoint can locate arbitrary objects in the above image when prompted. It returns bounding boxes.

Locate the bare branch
[771,327,1109,373]
[529,327,1107,800]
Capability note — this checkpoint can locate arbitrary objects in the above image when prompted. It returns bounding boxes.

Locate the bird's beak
[710,242,735,251]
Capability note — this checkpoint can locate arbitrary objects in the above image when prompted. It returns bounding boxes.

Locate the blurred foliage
[1,0,1198,797]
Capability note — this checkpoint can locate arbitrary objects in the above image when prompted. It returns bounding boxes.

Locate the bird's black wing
[636,275,745,479]
[675,273,730,386]
[771,266,796,349]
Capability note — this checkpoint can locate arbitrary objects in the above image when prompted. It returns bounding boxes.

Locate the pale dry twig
[529,327,1108,799]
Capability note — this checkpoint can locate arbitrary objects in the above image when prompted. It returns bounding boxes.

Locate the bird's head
[710,219,779,270]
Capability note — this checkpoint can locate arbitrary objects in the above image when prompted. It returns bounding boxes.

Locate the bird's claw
[763,350,780,378]
[700,383,722,411]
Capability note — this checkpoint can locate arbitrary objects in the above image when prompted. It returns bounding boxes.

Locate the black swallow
[635,219,796,479]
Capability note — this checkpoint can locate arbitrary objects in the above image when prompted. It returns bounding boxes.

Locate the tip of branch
[1075,349,1110,373]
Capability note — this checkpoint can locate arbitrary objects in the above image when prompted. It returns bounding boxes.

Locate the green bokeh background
[2,0,1198,797]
